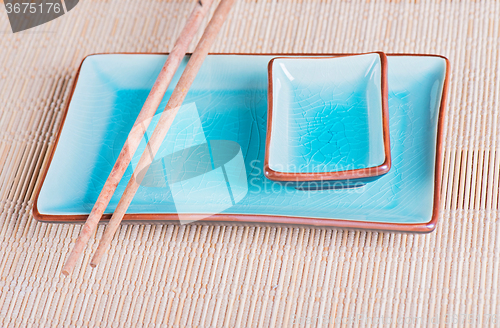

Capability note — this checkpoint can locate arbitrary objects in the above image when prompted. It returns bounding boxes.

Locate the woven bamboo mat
[1,0,499,326]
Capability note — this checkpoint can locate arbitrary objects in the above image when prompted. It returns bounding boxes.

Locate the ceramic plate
[33,53,449,232]
[265,53,391,183]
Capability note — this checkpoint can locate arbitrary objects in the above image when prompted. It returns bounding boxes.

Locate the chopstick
[61,0,215,276]
[89,0,236,268]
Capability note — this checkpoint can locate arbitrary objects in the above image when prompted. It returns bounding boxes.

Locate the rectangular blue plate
[33,54,449,232]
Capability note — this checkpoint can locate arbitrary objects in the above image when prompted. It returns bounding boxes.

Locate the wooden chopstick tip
[61,255,78,276]
[90,250,104,267]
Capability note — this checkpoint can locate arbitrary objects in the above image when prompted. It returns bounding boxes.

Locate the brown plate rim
[32,52,450,233]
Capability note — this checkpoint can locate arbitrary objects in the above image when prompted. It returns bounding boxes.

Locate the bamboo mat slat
[1,0,500,326]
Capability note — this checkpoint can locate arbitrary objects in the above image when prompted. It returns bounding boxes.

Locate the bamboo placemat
[1,0,499,326]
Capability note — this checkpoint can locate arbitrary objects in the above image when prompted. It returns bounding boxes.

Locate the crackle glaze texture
[268,54,386,174]
[37,54,446,224]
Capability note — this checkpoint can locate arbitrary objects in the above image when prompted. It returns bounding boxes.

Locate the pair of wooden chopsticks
[62,0,235,276]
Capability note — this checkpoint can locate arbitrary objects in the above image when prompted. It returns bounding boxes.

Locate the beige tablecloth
[0,0,499,326]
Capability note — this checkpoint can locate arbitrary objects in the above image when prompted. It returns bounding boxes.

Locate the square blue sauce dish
[264,52,391,189]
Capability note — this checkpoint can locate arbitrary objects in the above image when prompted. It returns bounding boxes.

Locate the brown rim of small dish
[32,52,450,233]
[264,52,391,182]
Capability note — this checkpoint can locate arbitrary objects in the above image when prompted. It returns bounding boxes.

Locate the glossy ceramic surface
[34,54,448,231]
[265,53,390,183]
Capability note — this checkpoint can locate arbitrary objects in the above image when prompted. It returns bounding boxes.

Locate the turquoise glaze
[37,54,446,224]
[268,54,386,175]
